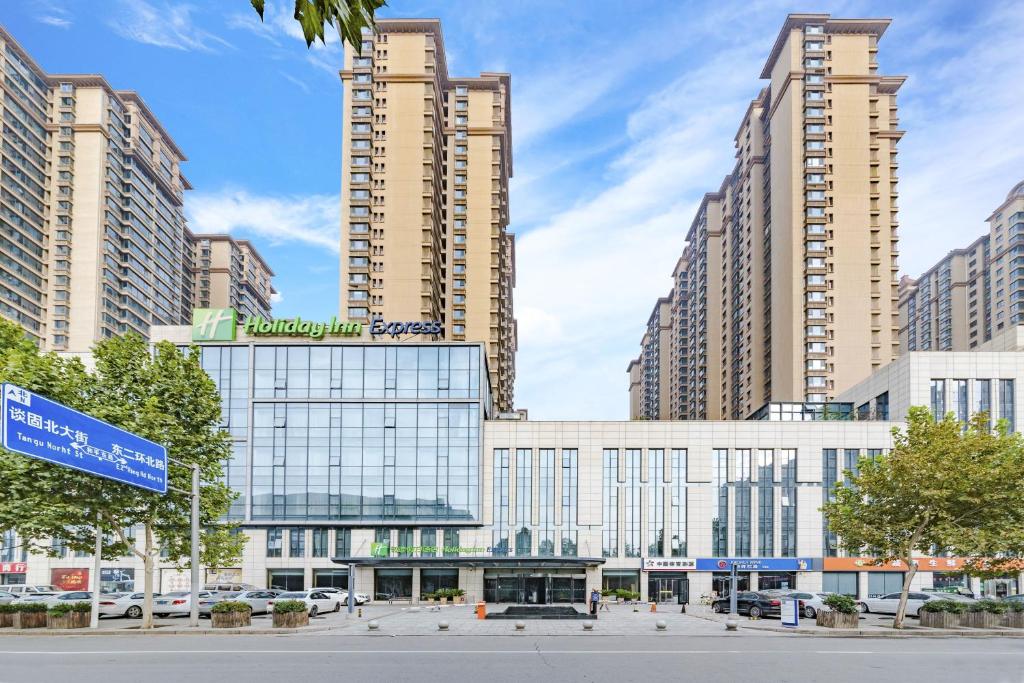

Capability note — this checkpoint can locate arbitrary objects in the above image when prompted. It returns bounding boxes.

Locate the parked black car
[711,591,803,618]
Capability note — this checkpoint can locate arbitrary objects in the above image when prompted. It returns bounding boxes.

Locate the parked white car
[770,590,832,618]
[268,590,341,617]
[858,591,975,617]
[209,590,278,615]
[317,587,370,605]
[152,590,216,617]
[21,590,92,606]
[0,585,61,597]
[0,590,18,605]
[97,592,159,618]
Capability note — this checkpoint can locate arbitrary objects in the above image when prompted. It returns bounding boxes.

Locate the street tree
[250,0,386,49]
[0,320,244,628]
[822,406,1024,628]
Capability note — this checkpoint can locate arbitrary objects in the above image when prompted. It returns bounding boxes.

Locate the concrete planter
[0,612,13,628]
[962,611,1002,628]
[212,610,251,628]
[272,611,309,628]
[12,612,47,629]
[47,611,90,629]
[815,610,859,628]
[920,611,961,629]
[1001,612,1024,628]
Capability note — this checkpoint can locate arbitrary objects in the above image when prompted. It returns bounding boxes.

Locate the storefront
[313,568,349,589]
[642,557,692,604]
[486,569,587,604]
[268,569,304,591]
[698,558,814,596]
[0,562,27,586]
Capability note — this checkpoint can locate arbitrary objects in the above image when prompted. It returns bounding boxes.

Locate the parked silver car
[858,591,975,617]
[0,590,18,605]
[152,590,215,617]
[211,590,278,615]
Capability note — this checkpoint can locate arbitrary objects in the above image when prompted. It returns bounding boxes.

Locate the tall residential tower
[630,14,904,419]
[339,19,516,411]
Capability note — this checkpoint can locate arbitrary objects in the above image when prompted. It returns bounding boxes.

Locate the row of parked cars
[711,589,1023,619]
[0,584,370,618]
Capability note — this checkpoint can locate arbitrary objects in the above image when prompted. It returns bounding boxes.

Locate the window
[807,207,825,217]
[823,572,858,597]
[312,528,329,557]
[647,449,665,556]
[734,449,751,556]
[602,449,618,557]
[954,379,969,426]
[538,449,555,556]
[807,359,826,371]
[807,274,826,286]
[758,449,774,555]
[348,307,368,317]
[515,448,532,555]
[807,291,826,302]
[492,449,509,556]
[975,380,991,430]
[266,528,283,557]
[624,449,641,557]
[334,528,351,557]
[779,450,797,556]
[561,449,578,556]
[1000,379,1015,433]
[288,528,305,557]
[930,379,946,420]
[807,342,826,353]
[712,449,728,556]
[670,449,687,556]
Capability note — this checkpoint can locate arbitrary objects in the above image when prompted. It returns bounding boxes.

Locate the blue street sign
[1,383,167,494]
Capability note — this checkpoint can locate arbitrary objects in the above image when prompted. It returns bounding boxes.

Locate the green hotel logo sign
[192,308,237,341]
[370,542,390,558]
[191,308,445,342]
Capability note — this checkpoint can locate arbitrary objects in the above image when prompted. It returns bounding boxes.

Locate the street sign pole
[348,564,355,614]
[90,510,102,629]
[729,563,738,617]
[189,464,200,628]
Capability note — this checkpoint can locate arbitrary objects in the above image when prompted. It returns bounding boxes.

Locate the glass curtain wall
[779,449,797,556]
[975,379,991,430]
[822,449,838,556]
[1000,379,1015,432]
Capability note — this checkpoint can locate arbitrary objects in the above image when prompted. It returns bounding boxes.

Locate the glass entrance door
[650,576,689,604]
[525,577,546,604]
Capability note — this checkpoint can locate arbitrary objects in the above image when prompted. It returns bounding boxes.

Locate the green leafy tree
[250,0,386,50]
[822,406,1024,628]
[0,320,244,629]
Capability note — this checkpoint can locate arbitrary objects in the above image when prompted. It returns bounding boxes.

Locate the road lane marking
[1,650,1022,656]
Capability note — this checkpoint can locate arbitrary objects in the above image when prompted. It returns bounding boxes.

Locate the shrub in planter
[47,602,91,629]
[919,600,966,628]
[962,600,1007,628]
[1002,602,1024,628]
[12,602,48,629]
[816,594,859,628]
[211,600,252,628]
[0,603,15,628]
[272,599,309,628]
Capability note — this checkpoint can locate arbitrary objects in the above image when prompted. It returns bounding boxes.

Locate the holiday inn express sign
[192,308,443,342]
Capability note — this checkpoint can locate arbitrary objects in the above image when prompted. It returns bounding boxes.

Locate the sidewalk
[688,605,1024,638]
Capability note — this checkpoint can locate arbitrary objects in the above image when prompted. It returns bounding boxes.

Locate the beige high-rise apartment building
[0,27,195,352]
[630,14,903,419]
[190,232,276,320]
[900,179,1024,352]
[339,19,516,411]
[627,296,672,419]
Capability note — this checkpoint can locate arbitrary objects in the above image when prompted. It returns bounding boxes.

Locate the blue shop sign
[696,558,814,571]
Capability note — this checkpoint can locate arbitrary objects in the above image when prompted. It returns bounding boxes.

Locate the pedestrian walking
[590,588,600,618]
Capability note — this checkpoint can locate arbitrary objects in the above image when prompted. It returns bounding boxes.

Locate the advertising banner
[696,558,814,572]
[100,568,135,593]
[50,568,89,590]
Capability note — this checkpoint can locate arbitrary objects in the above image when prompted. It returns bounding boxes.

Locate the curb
[686,612,1024,637]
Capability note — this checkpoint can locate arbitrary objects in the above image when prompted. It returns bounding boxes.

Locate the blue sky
[3,0,1023,419]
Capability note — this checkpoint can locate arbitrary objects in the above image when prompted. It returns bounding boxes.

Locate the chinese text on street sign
[1,383,167,494]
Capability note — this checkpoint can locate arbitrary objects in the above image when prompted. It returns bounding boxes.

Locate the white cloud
[279,71,312,94]
[889,1,1024,276]
[109,0,232,53]
[38,15,71,28]
[227,1,344,77]
[187,188,339,252]
[270,290,284,304]
[35,0,72,28]
[514,46,764,420]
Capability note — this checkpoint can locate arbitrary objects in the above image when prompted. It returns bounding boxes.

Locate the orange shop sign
[822,557,968,571]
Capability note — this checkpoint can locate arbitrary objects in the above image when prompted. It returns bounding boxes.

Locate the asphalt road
[1,633,1022,683]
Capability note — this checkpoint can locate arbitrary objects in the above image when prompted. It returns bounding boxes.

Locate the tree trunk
[893,555,917,629]
[142,524,155,630]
